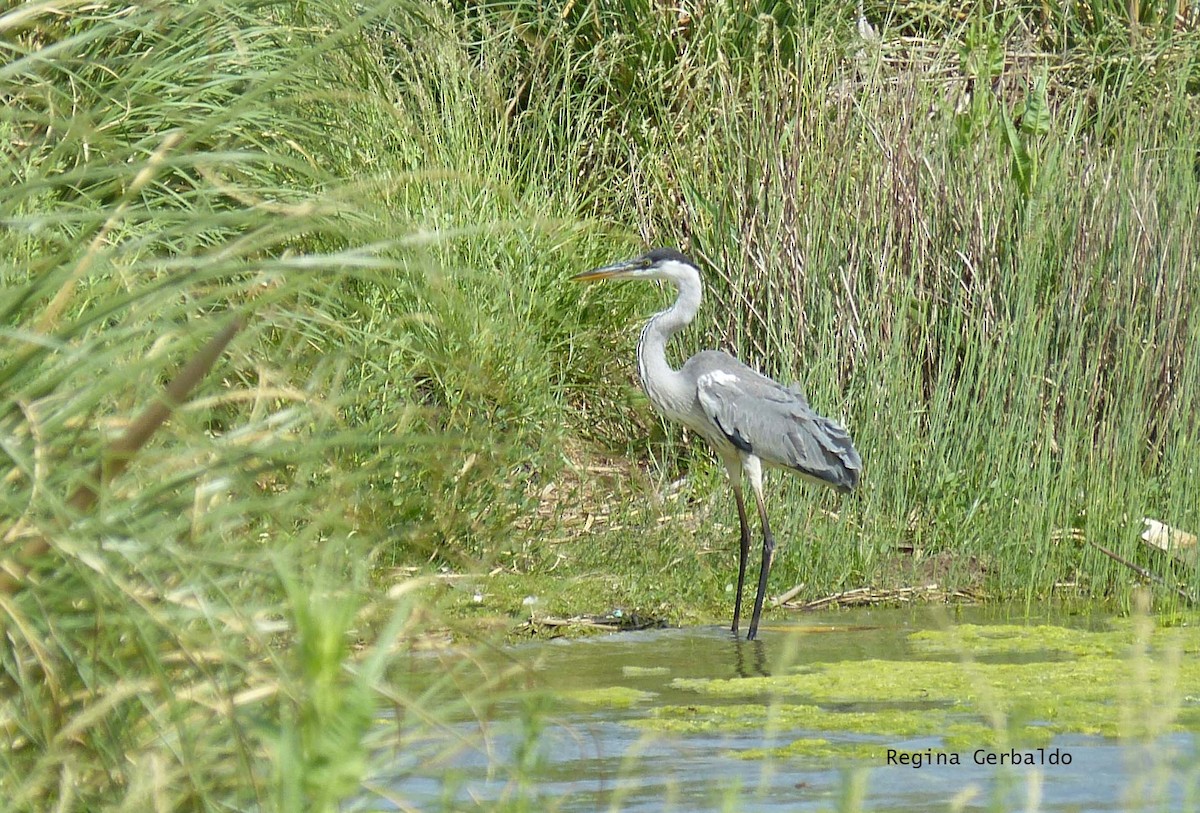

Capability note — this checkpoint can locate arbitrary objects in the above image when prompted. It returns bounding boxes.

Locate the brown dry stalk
[0,315,246,596]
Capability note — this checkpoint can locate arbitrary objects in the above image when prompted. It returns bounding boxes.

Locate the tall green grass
[653,32,1200,602]
[464,0,1200,606]
[3,0,1199,809]
[0,1,535,809]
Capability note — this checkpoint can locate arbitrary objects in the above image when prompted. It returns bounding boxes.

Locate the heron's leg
[746,495,776,641]
[730,479,752,635]
[745,458,774,641]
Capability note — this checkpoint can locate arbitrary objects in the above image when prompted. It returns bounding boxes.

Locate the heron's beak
[572,259,640,282]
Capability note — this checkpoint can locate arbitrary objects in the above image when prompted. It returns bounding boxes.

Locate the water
[382,607,1199,811]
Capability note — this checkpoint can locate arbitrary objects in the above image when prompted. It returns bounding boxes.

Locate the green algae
[940,721,1033,750]
[739,738,888,761]
[622,665,671,677]
[556,686,657,708]
[908,623,1121,657]
[908,622,1200,658]
[635,619,1200,760]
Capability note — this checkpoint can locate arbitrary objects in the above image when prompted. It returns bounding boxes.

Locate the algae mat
[391,607,1200,811]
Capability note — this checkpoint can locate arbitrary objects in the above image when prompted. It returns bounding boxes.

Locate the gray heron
[574,248,861,640]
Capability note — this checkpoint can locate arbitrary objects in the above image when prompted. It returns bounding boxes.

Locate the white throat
[635,260,703,422]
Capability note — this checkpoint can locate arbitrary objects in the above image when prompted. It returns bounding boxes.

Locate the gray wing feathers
[695,364,861,493]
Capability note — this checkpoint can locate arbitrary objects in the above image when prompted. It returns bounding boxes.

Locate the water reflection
[732,633,769,678]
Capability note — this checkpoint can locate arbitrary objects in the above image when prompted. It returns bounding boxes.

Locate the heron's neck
[636,271,701,414]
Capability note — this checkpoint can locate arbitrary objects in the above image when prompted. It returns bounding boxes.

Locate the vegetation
[1,0,1198,810]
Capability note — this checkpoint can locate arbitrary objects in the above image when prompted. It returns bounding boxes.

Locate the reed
[2,1,1198,809]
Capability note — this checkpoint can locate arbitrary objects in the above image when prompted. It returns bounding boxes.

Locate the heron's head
[573,247,699,285]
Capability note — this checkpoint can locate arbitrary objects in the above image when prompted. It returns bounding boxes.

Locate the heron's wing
[695,367,861,492]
